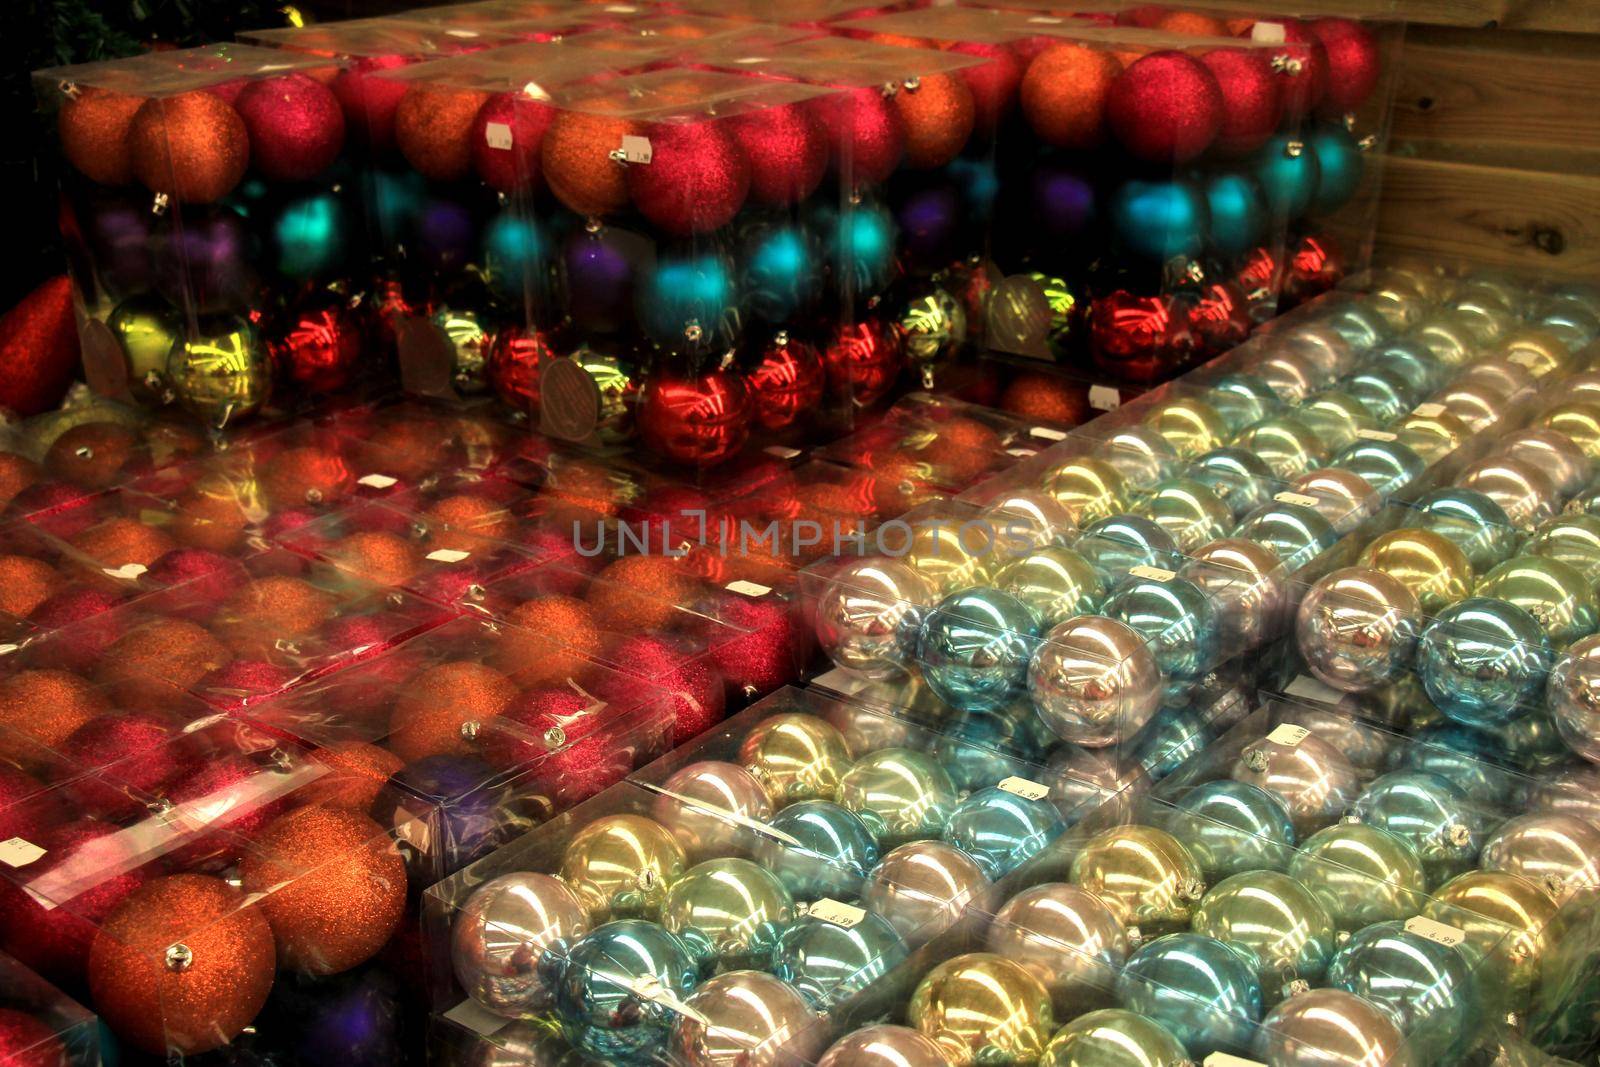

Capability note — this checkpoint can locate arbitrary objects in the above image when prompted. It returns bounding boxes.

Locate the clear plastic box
[0,952,100,1066]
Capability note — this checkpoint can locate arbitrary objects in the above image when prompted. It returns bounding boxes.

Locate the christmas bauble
[759,801,878,900]
[1169,780,1296,883]
[559,814,687,922]
[1355,527,1472,614]
[395,85,490,183]
[1029,614,1161,746]
[985,883,1129,1015]
[818,1026,947,1067]
[1308,123,1365,215]
[388,661,517,763]
[745,334,824,431]
[1296,567,1422,691]
[727,101,827,206]
[1308,18,1382,113]
[1117,933,1262,1057]
[1203,172,1267,258]
[1107,51,1223,163]
[331,55,412,150]
[892,73,975,169]
[1480,813,1600,906]
[271,296,361,392]
[1109,179,1206,261]
[861,841,990,945]
[59,87,142,185]
[1202,47,1281,156]
[670,970,821,1067]
[628,119,750,235]
[944,784,1064,879]
[1252,988,1408,1067]
[553,920,698,1059]
[812,86,905,189]
[638,367,752,468]
[661,857,795,973]
[597,634,725,743]
[1290,822,1426,931]
[909,954,1054,1067]
[1417,597,1552,727]
[1426,869,1557,1013]
[654,761,773,860]
[1020,44,1119,148]
[1072,825,1205,933]
[129,91,249,203]
[838,747,957,847]
[1231,730,1360,836]
[544,111,633,217]
[235,74,345,182]
[1253,133,1320,220]
[167,314,270,427]
[1192,871,1336,1001]
[916,587,1038,712]
[1326,922,1478,1062]
[472,92,553,194]
[1478,554,1599,650]
[1103,572,1218,679]
[1039,1008,1189,1067]
[1352,770,1484,886]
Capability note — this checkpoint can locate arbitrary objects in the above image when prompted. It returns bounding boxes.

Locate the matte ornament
[916,587,1040,712]
[554,919,699,1060]
[559,814,688,922]
[1106,51,1223,164]
[628,120,750,236]
[1029,614,1162,747]
[1169,780,1296,881]
[759,801,880,900]
[774,909,906,1009]
[452,873,589,1017]
[1116,933,1263,1057]
[1252,988,1410,1067]
[1203,171,1268,258]
[861,841,991,946]
[1039,1008,1190,1067]
[986,883,1130,1016]
[129,91,249,204]
[1290,823,1427,931]
[1352,771,1485,886]
[1191,870,1337,1001]
[1109,179,1207,262]
[1416,597,1552,727]
[1326,921,1479,1063]
[1071,825,1205,933]
[838,748,958,847]
[1231,731,1361,836]
[661,858,796,973]
[944,785,1066,879]
[909,953,1055,1067]
[1253,133,1320,220]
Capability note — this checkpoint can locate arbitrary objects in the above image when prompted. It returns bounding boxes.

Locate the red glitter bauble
[822,319,904,408]
[88,874,276,1054]
[60,713,190,818]
[389,661,517,763]
[262,445,354,510]
[516,527,604,592]
[918,416,1003,486]
[951,41,1024,132]
[59,88,143,186]
[598,634,725,744]
[0,820,154,984]
[999,371,1090,426]
[486,325,556,414]
[1021,43,1121,149]
[196,659,299,712]
[97,618,231,711]
[27,587,123,670]
[0,554,55,617]
[128,91,249,204]
[495,595,605,686]
[1200,47,1282,156]
[1186,278,1253,359]
[812,86,905,189]
[0,453,40,513]
[45,421,140,490]
[0,669,111,759]
[588,555,699,632]
[164,756,291,869]
[627,120,750,236]
[216,575,338,658]
[1284,231,1346,306]
[542,111,634,218]
[395,85,490,183]
[235,73,345,182]
[1308,18,1381,114]
[239,805,405,974]
[145,548,248,609]
[1090,289,1188,383]
[726,102,828,207]
[1106,51,1223,164]
[702,590,801,698]
[69,517,177,588]
[1259,22,1329,120]
[472,91,555,194]
[0,277,76,420]
[0,765,62,843]
[172,482,250,553]
[271,298,363,393]
[747,335,825,431]
[638,368,753,469]
[1151,9,1229,35]
[302,741,405,812]
[894,72,976,169]
[5,483,94,534]
[424,492,516,556]
[331,55,414,152]
[481,689,631,806]
[0,1009,65,1067]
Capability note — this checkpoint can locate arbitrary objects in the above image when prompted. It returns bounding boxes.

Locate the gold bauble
[737,713,853,807]
[909,953,1055,1067]
[1357,528,1474,614]
[559,814,687,922]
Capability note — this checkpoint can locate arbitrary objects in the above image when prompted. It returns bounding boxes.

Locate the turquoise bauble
[482,212,547,298]
[1132,706,1215,780]
[1254,134,1321,220]
[828,201,896,297]
[1103,574,1219,679]
[933,711,1037,793]
[1116,933,1263,1057]
[1327,921,1481,1063]
[1307,125,1365,216]
[1168,780,1296,881]
[916,588,1040,712]
[275,192,346,278]
[1203,172,1266,259]
[742,223,821,323]
[1191,871,1337,1002]
[638,253,737,351]
[553,920,700,1059]
[758,802,879,900]
[1416,597,1552,728]
[944,785,1066,879]
[774,910,907,1009]
[1187,448,1277,518]
[370,168,424,237]
[1076,515,1183,586]
[1110,179,1206,262]
[1352,770,1486,886]
[1402,488,1518,573]
[1233,502,1338,573]
[1400,724,1522,804]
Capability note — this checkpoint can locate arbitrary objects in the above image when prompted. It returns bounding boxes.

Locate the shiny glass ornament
[1456,358,1540,406]
[817,1026,948,1067]
[656,762,774,860]
[1356,528,1473,614]
[1131,479,1233,552]
[1252,987,1411,1067]
[1295,567,1422,691]
[1364,338,1442,396]
[916,588,1040,712]
[773,909,906,1009]
[1331,439,1428,499]
[1499,327,1570,380]
[660,858,795,973]
[1191,871,1336,1002]
[669,970,821,1067]
[106,295,179,404]
[1525,514,1600,585]
[1251,351,1331,405]
[1341,366,1413,423]
[899,289,966,386]
[1480,813,1600,906]
[1133,706,1215,781]
[1116,932,1262,1057]
[909,952,1055,1067]
[757,801,878,900]
[1206,373,1285,436]
[1427,870,1558,1014]
[1318,298,1390,352]
[1076,516,1183,587]
[814,559,935,679]
[1284,324,1360,380]
[1289,467,1382,532]
[1410,311,1479,371]
[1566,478,1600,518]
[1392,406,1469,466]
[1351,771,1485,886]
[983,491,1079,549]
[861,841,991,946]
[452,873,589,1017]
[1398,725,1519,804]
[560,815,688,922]
[1549,633,1600,763]
[934,710,1039,793]
[1038,1008,1189,1067]
[1477,555,1599,649]
[838,749,958,847]
[1234,501,1338,573]
[1536,296,1600,351]
[1326,921,1480,1063]
[1492,707,1573,771]
[1402,488,1518,574]
[986,884,1129,1016]
[553,919,700,1059]
[1181,538,1286,653]
[991,547,1104,627]
[1070,826,1205,934]
[1416,597,1553,727]
[1436,379,1516,433]
[1103,574,1217,680]
[168,315,270,428]
[1290,707,1397,773]
[1095,428,1181,489]
[906,519,1000,594]
[1233,416,1328,479]
[1231,732,1361,836]
[1030,616,1162,747]
[1050,459,1131,526]
[1499,429,1593,499]
[1527,762,1600,827]
[944,785,1066,879]
[1291,823,1428,930]
[739,714,853,807]
[1047,746,1145,825]
[1168,781,1296,882]
[1460,456,1560,529]
[1187,448,1276,518]
[1296,390,1379,452]
[1143,398,1230,460]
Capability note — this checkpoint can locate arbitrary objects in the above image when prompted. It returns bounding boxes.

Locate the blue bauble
[565,227,640,335]
[1076,515,1184,586]
[1110,179,1207,262]
[1331,439,1427,497]
[553,920,700,1060]
[827,201,896,297]
[1131,705,1213,780]
[1253,134,1321,221]
[275,193,346,279]
[1187,448,1277,519]
[773,911,907,1009]
[638,252,737,352]
[1399,725,1521,805]
[1352,771,1486,886]
[933,710,1037,792]
[943,785,1066,879]
[481,212,547,298]
[1233,502,1338,573]
[1308,125,1365,216]
[1168,781,1296,881]
[416,198,476,272]
[253,965,405,1067]
[1402,488,1518,574]
[1117,933,1263,1057]
[949,156,1000,219]
[1327,921,1480,1063]
[1203,173,1267,259]
[895,185,962,266]
[1103,574,1218,680]
[760,801,880,900]
[391,755,517,878]
[1417,597,1552,728]
[741,223,822,323]
[369,168,424,239]
[916,588,1040,712]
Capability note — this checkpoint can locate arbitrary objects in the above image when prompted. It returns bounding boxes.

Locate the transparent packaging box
[0,953,99,1066]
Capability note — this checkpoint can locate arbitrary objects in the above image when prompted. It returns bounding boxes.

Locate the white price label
[998,776,1050,802]
[1266,723,1311,747]
[357,473,398,489]
[1412,402,1446,418]
[1030,425,1068,442]
[1506,349,1541,368]
[103,563,148,581]
[1405,915,1465,948]
[811,667,872,696]
[483,122,513,150]
[1027,14,1065,23]
[443,999,510,1037]
[809,898,866,928]
[1284,674,1343,705]
[763,445,801,459]
[426,549,472,564]
[1355,428,1397,442]
[726,580,771,598]
[619,135,653,164]
[1250,20,1286,43]
[1129,565,1176,582]
[1007,447,1039,458]
[0,837,45,868]
[1273,491,1320,508]
[1206,1054,1267,1067]
[1089,384,1121,411]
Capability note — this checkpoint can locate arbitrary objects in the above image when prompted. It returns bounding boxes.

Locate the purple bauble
[896,185,962,268]
[389,754,517,879]
[250,964,407,1067]
[563,226,644,336]
[82,198,155,299]
[152,206,259,313]
[416,200,477,273]
[1034,165,1096,237]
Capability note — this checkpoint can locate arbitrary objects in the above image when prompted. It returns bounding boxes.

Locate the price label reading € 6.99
[1404,915,1465,948]
[808,899,866,929]
[1273,491,1320,508]
[998,776,1050,802]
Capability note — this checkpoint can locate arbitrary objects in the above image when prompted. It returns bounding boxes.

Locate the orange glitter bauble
[1151,10,1230,35]
[238,806,405,975]
[394,85,490,183]
[1021,43,1122,148]
[329,531,421,588]
[388,661,517,762]
[587,555,697,632]
[87,874,275,1055]
[45,421,140,490]
[0,555,56,617]
[97,616,230,710]
[300,741,405,812]
[172,482,250,552]
[0,669,109,759]
[918,417,1002,485]
[260,445,353,511]
[69,518,178,587]
[128,91,249,204]
[999,371,1091,426]
[0,452,40,511]
[363,419,450,482]
[894,73,976,169]
[543,111,634,219]
[424,494,515,556]
[59,88,145,186]
[544,459,627,520]
[495,595,605,686]
[215,576,338,658]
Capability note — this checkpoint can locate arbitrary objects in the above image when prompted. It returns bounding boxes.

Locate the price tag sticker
[1405,915,1466,948]
[763,445,801,459]
[1129,565,1176,582]
[1505,349,1541,368]
[998,776,1050,802]
[103,563,148,581]
[0,837,45,868]
[1030,425,1068,442]
[483,122,513,150]
[357,473,398,489]
[1007,447,1039,458]
[1273,491,1320,508]
[1250,20,1286,42]
[1027,14,1065,23]
[726,580,771,598]
[1412,402,1446,418]
[1355,428,1397,442]
[426,549,472,564]
[1266,723,1311,747]
[619,134,653,164]
[1089,385,1121,411]
[809,898,866,928]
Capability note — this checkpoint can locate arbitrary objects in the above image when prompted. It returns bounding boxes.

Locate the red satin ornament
[1308,18,1381,114]
[235,74,346,182]
[702,590,801,698]
[332,55,416,152]
[812,87,905,189]
[950,41,1023,132]
[472,91,555,194]
[726,102,828,207]
[0,276,76,417]
[271,299,362,393]
[746,335,825,431]
[1258,22,1329,120]
[638,368,753,469]
[486,325,556,414]
[627,120,750,236]
[1090,290,1188,383]
[1186,279,1253,360]
[481,689,632,806]
[0,1008,66,1067]
[1200,48,1282,156]
[596,635,725,744]
[1106,51,1223,164]
[60,714,192,818]
[1284,232,1346,306]
[822,319,903,408]
[1234,244,1283,317]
